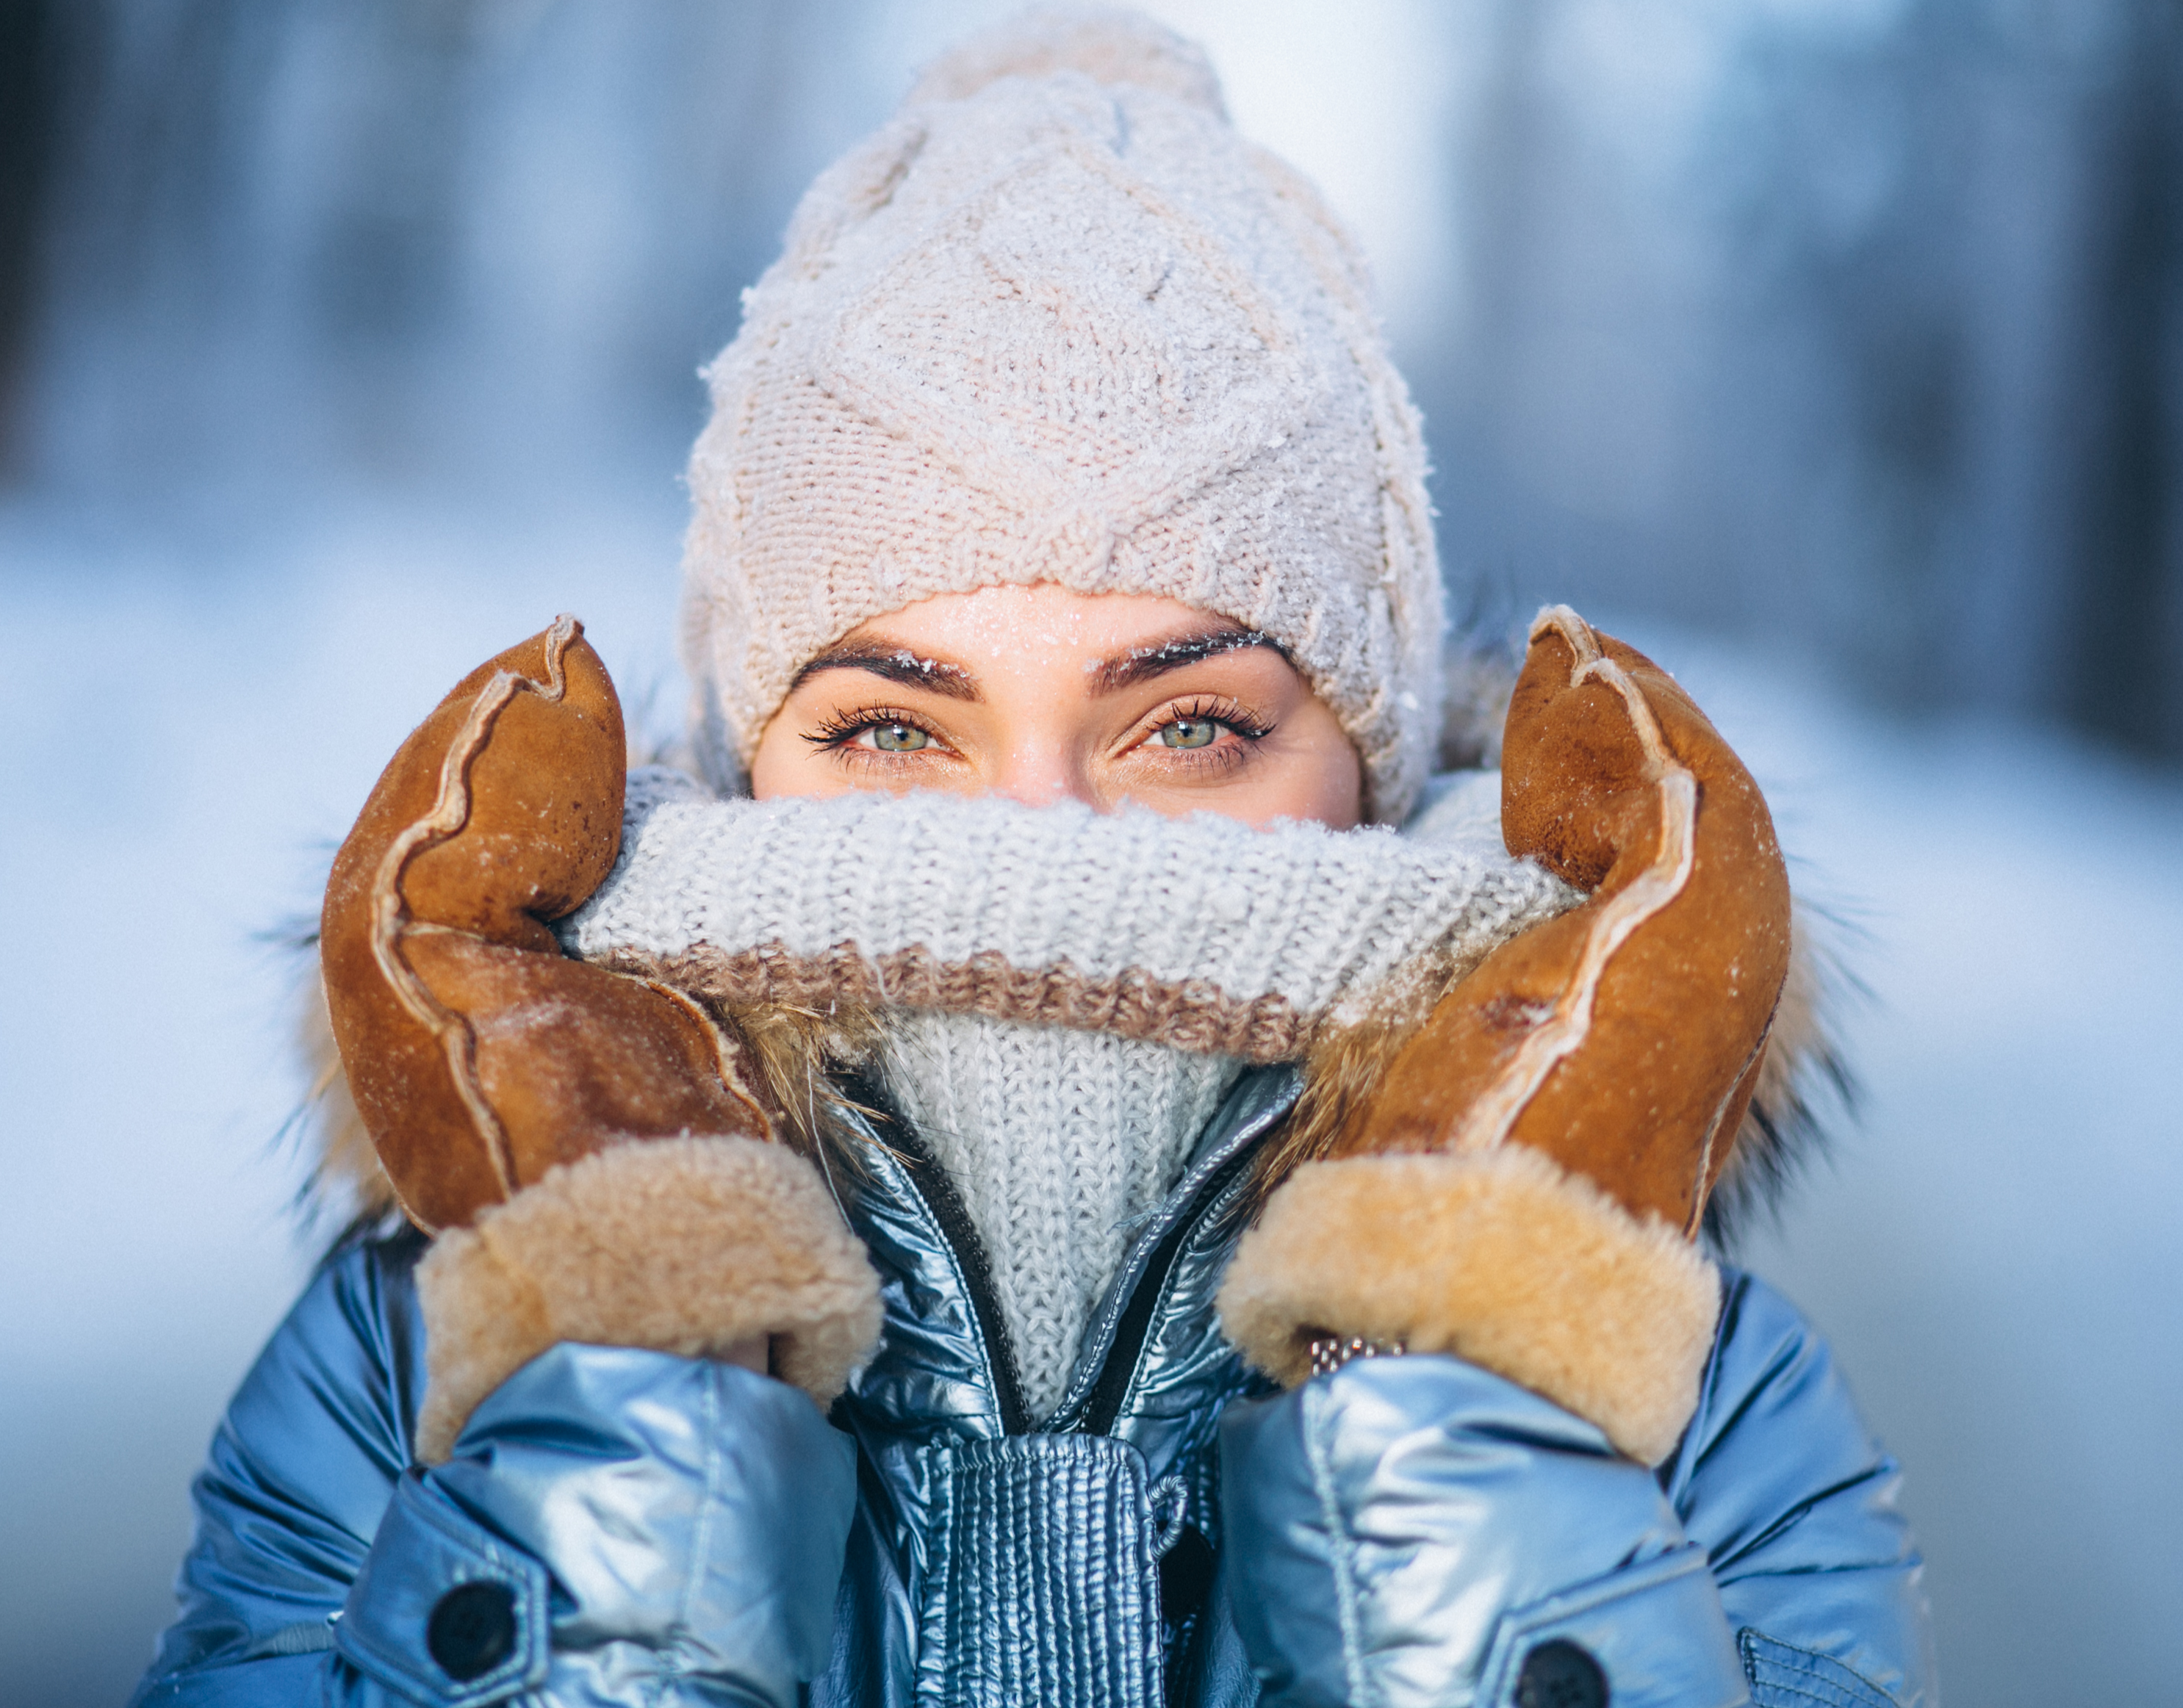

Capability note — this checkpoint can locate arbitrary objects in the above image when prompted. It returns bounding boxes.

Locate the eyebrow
[1089,627,1281,695]
[790,625,1283,703]
[789,643,982,701]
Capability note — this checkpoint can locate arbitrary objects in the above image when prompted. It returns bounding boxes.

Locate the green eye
[868,722,929,752]
[1156,717,1220,749]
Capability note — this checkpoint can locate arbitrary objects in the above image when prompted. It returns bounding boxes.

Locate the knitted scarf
[563,770,1577,1416]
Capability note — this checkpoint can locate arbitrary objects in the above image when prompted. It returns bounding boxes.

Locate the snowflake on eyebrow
[1111,629,1283,677]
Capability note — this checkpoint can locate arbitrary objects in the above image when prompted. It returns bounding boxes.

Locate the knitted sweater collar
[875,1010,1244,1417]
[563,767,1577,1060]
[562,770,1576,1416]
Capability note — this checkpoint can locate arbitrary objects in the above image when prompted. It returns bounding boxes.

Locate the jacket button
[426,1580,517,1682]
[1517,1637,1609,1708]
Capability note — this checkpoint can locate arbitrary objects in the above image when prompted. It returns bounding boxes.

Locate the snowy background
[2,4,2179,1704]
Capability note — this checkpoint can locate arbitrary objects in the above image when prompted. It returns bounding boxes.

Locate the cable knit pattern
[879,1012,1242,1416]
[562,768,1580,1057]
[679,10,1443,822]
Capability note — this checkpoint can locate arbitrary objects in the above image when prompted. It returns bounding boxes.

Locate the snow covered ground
[2,494,2177,1705]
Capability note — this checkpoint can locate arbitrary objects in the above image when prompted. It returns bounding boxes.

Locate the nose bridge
[987,727,1098,810]
[920,580,1123,811]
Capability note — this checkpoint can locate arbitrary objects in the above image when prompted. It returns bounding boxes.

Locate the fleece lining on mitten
[1218,1146,1720,1466]
[414,1134,880,1463]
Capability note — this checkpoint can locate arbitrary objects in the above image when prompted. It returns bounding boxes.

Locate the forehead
[845,583,1248,662]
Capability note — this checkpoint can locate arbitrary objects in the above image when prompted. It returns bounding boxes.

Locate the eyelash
[1154,695,1271,738]
[1134,696,1276,771]
[799,697,1276,773]
[802,706,949,765]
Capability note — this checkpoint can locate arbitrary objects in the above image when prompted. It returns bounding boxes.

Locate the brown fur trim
[687,985,887,1178]
[413,1134,882,1463]
[296,961,402,1231]
[1217,1145,1721,1465]
[1703,901,1858,1242]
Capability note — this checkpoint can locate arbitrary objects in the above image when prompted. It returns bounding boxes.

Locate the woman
[133,15,1933,1707]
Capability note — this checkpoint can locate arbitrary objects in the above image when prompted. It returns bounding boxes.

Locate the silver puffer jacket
[132,1068,1934,1708]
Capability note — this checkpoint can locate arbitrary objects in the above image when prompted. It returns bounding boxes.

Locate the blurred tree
[1432,0,2183,762]
[0,0,60,470]
[2065,0,2183,757]
[7,0,2180,759]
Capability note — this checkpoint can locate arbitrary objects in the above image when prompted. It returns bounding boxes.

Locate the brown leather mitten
[322,616,880,1460]
[1220,607,1791,1463]
[321,615,768,1228]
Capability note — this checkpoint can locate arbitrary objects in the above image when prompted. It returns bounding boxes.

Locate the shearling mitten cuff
[414,1134,882,1463]
[1217,1147,1719,1466]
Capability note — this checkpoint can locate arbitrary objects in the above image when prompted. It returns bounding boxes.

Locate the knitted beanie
[680,8,1444,823]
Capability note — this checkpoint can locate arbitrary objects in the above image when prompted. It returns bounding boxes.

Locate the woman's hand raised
[318,614,772,1234]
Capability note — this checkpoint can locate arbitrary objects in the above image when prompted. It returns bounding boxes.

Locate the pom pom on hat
[905,7,1229,119]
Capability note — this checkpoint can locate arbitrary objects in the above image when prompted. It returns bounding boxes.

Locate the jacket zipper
[844,1075,1034,1435]
[1073,1144,1259,1438]
[844,1066,1293,1439]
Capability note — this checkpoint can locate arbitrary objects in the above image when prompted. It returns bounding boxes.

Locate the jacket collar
[836,1064,1301,1446]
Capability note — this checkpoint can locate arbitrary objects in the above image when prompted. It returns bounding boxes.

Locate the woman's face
[749,583,1363,829]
